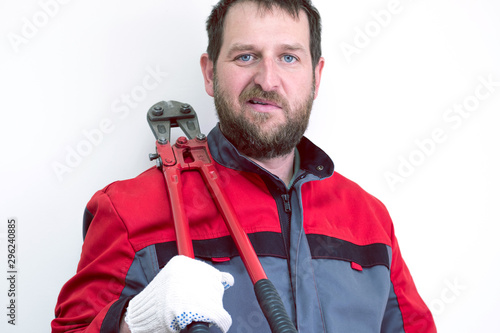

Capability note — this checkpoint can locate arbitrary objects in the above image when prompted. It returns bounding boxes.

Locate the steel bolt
[155,159,162,169]
[196,133,207,141]
[180,104,191,114]
[158,137,168,145]
[152,105,164,116]
[176,136,188,145]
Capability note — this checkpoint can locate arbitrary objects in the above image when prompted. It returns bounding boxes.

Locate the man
[52,0,436,332]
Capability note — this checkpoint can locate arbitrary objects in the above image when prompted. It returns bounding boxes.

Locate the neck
[248,150,296,187]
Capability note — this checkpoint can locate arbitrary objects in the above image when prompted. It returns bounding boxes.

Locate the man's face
[201,2,324,159]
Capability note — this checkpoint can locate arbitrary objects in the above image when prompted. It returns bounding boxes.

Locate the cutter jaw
[147,100,204,169]
[147,100,202,142]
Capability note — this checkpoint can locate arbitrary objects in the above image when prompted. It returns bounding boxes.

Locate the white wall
[1,0,499,331]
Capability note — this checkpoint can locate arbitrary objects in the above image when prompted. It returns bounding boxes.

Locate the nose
[253,57,280,92]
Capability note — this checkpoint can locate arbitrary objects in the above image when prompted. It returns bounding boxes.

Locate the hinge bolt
[152,105,164,116]
[176,136,188,145]
[180,104,191,114]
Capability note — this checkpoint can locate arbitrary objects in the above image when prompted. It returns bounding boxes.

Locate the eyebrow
[226,43,255,55]
[226,43,307,56]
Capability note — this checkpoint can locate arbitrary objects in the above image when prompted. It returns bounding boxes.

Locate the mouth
[247,98,281,109]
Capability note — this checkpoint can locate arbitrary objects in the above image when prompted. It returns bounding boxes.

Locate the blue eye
[239,54,252,62]
[283,55,297,63]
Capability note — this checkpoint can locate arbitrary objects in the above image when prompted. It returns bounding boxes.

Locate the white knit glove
[124,255,234,333]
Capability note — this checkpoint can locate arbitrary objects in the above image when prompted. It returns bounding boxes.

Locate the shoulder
[332,172,386,205]
[85,167,169,226]
[88,167,165,205]
[102,166,165,195]
[302,171,394,245]
[307,171,388,211]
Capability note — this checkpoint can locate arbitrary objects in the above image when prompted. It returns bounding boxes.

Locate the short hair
[206,0,322,66]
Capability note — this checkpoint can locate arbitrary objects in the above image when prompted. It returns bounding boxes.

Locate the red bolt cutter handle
[148,101,297,333]
[156,136,268,283]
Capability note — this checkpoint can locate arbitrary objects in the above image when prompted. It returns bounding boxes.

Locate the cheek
[284,75,314,101]
[219,68,253,95]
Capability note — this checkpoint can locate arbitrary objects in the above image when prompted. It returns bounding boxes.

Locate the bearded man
[52,1,436,332]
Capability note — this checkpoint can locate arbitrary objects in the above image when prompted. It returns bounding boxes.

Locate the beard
[213,74,315,160]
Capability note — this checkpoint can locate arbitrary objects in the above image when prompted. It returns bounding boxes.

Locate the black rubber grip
[187,322,210,332]
[254,279,298,333]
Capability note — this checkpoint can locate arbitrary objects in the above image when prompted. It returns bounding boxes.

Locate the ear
[200,53,215,97]
[313,57,325,99]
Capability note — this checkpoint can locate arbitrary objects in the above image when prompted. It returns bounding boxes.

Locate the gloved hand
[124,255,234,333]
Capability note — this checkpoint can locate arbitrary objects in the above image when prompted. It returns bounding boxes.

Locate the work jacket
[52,125,436,332]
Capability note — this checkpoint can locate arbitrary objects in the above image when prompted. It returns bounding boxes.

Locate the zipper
[279,172,306,253]
[280,193,292,255]
[261,174,308,310]
[280,172,306,249]
[282,193,292,213]
[280,191,296,309]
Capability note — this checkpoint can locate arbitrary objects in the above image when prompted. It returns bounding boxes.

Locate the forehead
[221,2,310,53]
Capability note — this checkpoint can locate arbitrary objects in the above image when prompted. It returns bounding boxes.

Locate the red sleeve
[52,190,135,332]
[388,224,437,333]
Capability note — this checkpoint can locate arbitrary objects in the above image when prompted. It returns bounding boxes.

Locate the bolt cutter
[147,100,297,333]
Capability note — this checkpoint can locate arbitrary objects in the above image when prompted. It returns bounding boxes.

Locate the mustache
[238,85,289,109]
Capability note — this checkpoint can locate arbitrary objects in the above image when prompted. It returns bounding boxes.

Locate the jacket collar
[207,124,334,180]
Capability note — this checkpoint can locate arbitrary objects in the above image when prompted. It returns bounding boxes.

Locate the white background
[1,0,499,332]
